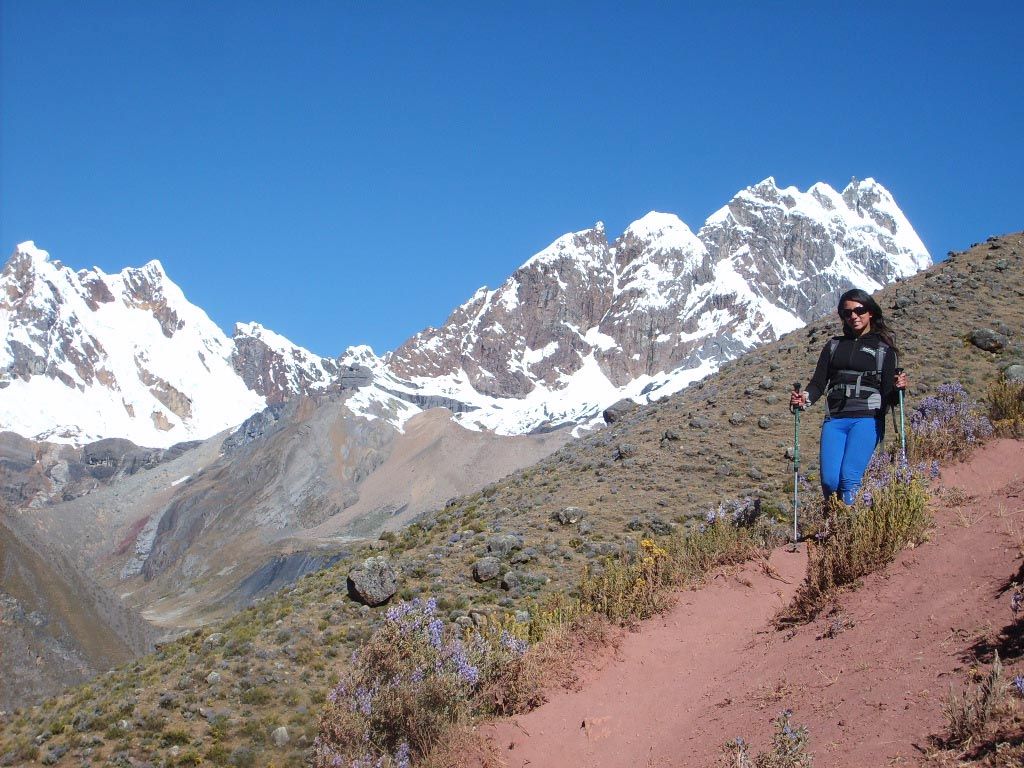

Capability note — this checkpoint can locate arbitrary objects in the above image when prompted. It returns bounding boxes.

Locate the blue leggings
[820,417,880,504]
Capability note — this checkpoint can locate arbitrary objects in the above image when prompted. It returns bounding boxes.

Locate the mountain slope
[0,232,1017,764]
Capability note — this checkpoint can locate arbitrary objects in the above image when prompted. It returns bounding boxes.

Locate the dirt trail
[474,439,1024,768]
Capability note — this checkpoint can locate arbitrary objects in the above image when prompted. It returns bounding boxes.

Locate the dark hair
[837,288,899,354]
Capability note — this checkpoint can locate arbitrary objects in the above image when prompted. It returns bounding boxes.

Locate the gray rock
[728,412,746,426]
[1004,364,1024,383]
[473,557,501,582]
[500,571,520,591]
[969,328,1008,352]
[486,534,523,557]
[757,415,771,430]
[205,672,221,685]
[758,376,775,390]
[41,746,68,766]
[616,443,638,460]
[271,726,289,747]
[347,557,398,606]
[689,416,713,429]
[603,398,638,424]
[511,547,538,564]
[662,429,680,441]
[556,506,585,525]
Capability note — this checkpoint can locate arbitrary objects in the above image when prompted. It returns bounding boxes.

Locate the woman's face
[839,300,873,335]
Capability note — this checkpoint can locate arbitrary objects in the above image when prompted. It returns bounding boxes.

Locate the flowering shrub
[908,382,993,462]
[313,598,530,768]
[722,709,813,767]
[780,457,931,626]
[580,501,781,626]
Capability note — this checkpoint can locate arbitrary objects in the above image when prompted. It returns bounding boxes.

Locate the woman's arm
[804,343,832,405]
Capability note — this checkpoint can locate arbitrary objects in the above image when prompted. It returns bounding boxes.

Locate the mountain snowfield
[0,177,930,448]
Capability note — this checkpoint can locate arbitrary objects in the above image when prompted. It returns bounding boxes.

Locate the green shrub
[579,500,779,626]
[313,598,531,767]
[944,651,1008,747]
[986,375,1024,436]
[779,463,931,625]
[723,709,813,767]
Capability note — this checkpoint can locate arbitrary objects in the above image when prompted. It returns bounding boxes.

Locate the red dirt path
[472,439,1024,768]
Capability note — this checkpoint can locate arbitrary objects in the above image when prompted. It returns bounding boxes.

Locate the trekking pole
[895,367,907,462]
[790,382,803,544]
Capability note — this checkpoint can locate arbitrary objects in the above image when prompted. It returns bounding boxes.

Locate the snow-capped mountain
[0,177,930,447]
[378,177,930,433]
[0,243,266,446]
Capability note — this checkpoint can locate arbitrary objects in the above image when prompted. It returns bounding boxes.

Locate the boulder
[555,506,585,525]
[347,557,398,606]
[1004,364,1024,383]
[602,398,638,424]
[969,329,1008,352]
[486,534,523,557]
[271,726,289,747]
[473,557,501,582]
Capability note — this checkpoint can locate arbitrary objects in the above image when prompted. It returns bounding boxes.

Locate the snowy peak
[0,245,264,447]
[382,177,930,435]
[0,176,933,446]
[231,321,341,404]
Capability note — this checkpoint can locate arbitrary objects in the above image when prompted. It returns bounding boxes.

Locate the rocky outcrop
[0,432,201,512]
[231,322,343,404]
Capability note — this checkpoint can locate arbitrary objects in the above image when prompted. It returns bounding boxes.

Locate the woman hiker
[789,288,909,505]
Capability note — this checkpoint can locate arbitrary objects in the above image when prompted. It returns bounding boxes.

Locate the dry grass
[778,476,931,626]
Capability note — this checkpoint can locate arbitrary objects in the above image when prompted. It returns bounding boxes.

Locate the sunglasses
[839,306,871,319]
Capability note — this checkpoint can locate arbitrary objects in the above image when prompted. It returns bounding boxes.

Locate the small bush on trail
[722,709,813,767]
[944,652,1009,748]
[312,598,532,768]
[908,382,993,463]
[578,499,781,625]
[778,456,931,625]
[985,375,1024,437]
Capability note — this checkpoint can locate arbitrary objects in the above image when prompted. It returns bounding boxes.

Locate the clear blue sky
[2,2,1021,357]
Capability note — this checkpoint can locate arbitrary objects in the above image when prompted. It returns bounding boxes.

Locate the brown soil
[471,439,1024,768]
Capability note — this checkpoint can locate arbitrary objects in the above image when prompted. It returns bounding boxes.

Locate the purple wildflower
[1014,675,1024,697]
[1011,591,1023,617]
[354,686,373,716]
[394,742,411,768]
[500,630,528,656]
[428,618,444,649]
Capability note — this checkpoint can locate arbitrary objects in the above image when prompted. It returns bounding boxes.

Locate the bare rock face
[231,323,343,404]
[389,226,615,397]
[0,431,202,512]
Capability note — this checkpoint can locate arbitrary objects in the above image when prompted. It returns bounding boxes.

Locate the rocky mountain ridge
[0,177,929,448]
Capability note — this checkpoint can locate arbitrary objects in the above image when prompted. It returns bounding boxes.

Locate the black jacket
[805,332,897,419]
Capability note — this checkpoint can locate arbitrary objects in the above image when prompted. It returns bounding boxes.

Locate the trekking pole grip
[791,382,802,413]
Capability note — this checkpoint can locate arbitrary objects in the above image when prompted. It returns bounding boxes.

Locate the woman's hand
[789,390,809,409]
[894,371,908,390]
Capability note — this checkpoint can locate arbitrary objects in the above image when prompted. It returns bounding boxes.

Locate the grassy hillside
[1,232,1021,767]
